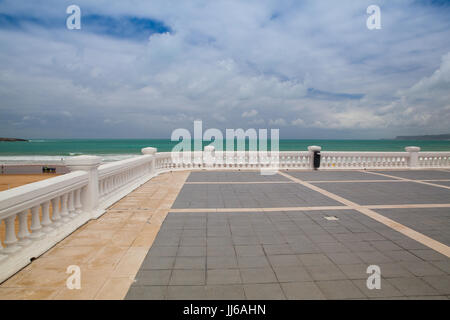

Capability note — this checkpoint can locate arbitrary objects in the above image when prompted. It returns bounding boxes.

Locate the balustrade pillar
[203,145,215,168]
[65,155,102,219]
[142,147,157,175]
[405,146,421,169]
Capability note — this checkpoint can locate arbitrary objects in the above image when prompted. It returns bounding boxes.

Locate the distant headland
[394,134,450,141]
[0,137,29,142]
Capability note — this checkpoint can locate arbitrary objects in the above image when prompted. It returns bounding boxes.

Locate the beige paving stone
[0,287,60,300]
[53,285,102,300]
[112,247,148,277]
[94,277,134,300]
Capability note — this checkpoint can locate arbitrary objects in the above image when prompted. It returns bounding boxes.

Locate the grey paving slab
[170,270,206,285]
[128,204,450,299]
[134,270,172,286]
[240,268,278,283]
[287,171,393,181]
[374,208,450,246]
[312,181,450,205]
[167,286,207,300]
[273,266,312,282]
[125,285,167,300]
[352,279,404,298]
[172,183,342,208]
[430,181,450,188]
[267,255,302,267]
[388,277,439,296]
[243,283,286,299]
[207,269,242,285]
[316,280,366,299]
[187,171,290,182]
[205,285,246,299]
[422,275,450,295]
[370,170,450,180]
[281,282,326,300]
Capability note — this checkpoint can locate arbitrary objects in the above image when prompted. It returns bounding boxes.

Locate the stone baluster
[75,189,83,214]
[3,215,20,253]
[51,196,62,227]
[41,201,53,233]
[17,210,31,246]
[68,191,76,218]
[29,205,45,239]
[60,193,70,221]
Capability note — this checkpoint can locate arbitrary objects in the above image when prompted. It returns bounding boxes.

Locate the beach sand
[0,174,59,192]
[0,174,59,248]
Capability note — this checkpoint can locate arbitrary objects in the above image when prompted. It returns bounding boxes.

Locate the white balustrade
[418,152,450,168]
[319,152,409,169]
[0,170,89,282]
[1,145,449,282]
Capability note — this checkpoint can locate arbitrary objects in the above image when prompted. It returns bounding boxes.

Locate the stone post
[308,145,322,170]
[65,155,102,218]
[142,147,157,175]
[405,146,421,169]
[203,145,215,168]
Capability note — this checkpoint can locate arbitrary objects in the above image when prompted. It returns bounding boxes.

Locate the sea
[1,139,450,164]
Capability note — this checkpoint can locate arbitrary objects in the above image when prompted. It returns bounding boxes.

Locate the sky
[0,0,449,139]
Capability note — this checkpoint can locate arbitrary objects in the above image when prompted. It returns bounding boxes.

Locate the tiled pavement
[127,170,450,300]
[1,169,449,300]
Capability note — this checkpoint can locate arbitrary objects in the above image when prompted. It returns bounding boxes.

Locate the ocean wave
[0,154,139,164]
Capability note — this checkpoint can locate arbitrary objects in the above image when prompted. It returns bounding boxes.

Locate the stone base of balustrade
[97,172,159,216]
[0,210,93,283]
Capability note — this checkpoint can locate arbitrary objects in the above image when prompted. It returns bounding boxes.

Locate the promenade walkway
[1,169,450,299]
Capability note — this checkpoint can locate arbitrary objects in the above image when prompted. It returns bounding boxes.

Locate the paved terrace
[1,169,450,299]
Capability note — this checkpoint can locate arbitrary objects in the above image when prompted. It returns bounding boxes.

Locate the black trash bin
[313,151,321,170]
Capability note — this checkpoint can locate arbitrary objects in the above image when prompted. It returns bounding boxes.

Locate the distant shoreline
[0,137,28,142]
[394,134,450,141]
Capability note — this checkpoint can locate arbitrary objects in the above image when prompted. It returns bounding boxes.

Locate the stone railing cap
[308,145,322,152]
[64,155,103,167]
[405,146,421,152]
[142,147,157,155]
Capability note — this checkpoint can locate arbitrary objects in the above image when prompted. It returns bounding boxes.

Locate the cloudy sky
[0,0,449,139]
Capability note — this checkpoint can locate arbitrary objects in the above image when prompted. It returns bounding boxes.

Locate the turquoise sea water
[1,139,450,158]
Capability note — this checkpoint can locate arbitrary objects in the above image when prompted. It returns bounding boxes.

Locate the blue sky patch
[0,12,171,40]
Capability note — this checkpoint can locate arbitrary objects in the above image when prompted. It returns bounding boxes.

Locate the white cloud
[291,118,305,126]
[0,0,449,138]
[269,118,287,126]
[242,109,258,118]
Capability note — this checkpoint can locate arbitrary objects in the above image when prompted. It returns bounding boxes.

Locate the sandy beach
[0,174,59,192]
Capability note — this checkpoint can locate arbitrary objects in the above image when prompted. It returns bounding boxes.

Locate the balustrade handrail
[321,151,409,156]
[98,154,152,178]
[0,171,88,219]
[418,151,450,156]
